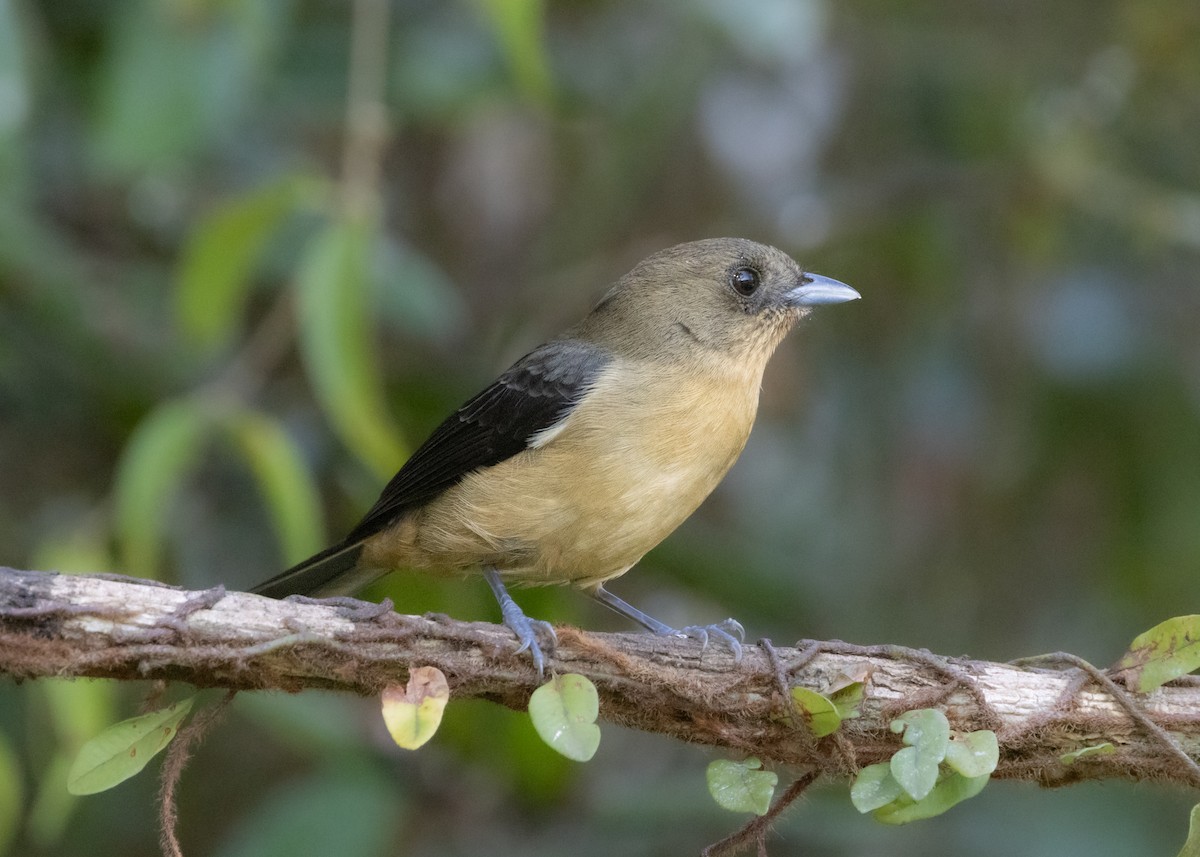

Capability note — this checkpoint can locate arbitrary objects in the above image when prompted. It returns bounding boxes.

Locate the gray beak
[786,273,861,307]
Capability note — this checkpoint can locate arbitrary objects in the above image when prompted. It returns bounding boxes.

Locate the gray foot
[670,618,745,662]
[485,568,556,676]
[590,586,745,662]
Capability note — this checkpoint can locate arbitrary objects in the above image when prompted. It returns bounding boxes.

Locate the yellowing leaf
[1115,616,1200,693]
[381,667,450,750]
[527,673,600,762]
[66,698,194,795]
[944,730,999,778]
[1060,742,1116,766]
[706,757,778,815]
[790,687,842,737]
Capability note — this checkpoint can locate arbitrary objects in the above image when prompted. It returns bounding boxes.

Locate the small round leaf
[381,667,450,750]
[944,730,999,778]
[892,708,950,749]
[528,674,600,762]
[889,709,950,800]
[890,746,941,801]
[850,762,903,814]
[873,772,991,825]
[706,757,778,816]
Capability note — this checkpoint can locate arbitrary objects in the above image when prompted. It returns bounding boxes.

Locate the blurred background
[1,0,1199,854]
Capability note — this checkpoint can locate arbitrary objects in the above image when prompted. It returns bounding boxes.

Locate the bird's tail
[250,540,375,599]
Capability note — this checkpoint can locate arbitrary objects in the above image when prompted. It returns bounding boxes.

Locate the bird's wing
[342,337,611,544]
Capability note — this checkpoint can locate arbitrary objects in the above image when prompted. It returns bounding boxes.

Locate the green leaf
[892,708,951,748]
[890,746,941,802]
[829,680,865,721]
[889,709,950,801]
[873,772,990,825]
[381,667,450,751]
[66,697,194,795]
[850,762,903,813]
[527,674,600,762]
[706,757,778,816]
[474,0,552,105]
[113,400,214,577]
[176,175,317,351]
[944,730,999,778]
[790,687,842,737]
[1176,804,1200,857]
[0,730,21,856]
[1060,742,1116,766]
[222,409,324,564]
[1115,615,1200,693]
[855,713,994,824]
[296,219,406,478]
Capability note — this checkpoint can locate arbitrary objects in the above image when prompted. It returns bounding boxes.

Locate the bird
[251,237,859,674]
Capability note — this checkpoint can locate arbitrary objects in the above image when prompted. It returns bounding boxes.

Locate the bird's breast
[375,357,764,587]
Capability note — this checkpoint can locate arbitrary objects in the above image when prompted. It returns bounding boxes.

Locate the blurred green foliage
[1,0,1199,854]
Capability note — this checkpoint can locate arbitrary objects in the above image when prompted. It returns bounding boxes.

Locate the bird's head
[581,238,859,367]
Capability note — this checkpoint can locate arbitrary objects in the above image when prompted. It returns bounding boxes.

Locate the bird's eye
[730,266,761,296]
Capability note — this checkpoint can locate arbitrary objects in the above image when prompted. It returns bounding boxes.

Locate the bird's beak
[786,274,861,307]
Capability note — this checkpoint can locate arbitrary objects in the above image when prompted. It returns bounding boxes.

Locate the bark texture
[2,567,1199,787]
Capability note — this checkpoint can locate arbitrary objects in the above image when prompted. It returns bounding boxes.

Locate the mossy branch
[2,567,1199,789]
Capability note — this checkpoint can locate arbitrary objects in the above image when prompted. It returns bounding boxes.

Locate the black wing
[342,337,611,545]
[250,337,610,598]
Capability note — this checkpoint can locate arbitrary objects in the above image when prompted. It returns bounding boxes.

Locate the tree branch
[3,567,1199,789]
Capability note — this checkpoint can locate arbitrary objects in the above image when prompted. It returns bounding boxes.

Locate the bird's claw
[485,567,557,677]
[663,617,745,662]
[499,603,557,677]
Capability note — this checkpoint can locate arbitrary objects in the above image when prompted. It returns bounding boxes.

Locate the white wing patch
[527,415,571,449]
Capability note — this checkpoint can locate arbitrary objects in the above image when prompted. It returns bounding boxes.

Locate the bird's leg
[590,585,744,662]
[484,567,557,677]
